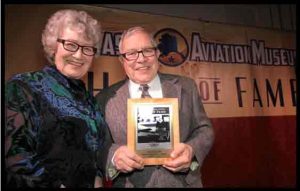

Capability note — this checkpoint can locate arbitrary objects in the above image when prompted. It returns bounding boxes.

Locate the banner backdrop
[5,5,296,187]
[82,7,296,119]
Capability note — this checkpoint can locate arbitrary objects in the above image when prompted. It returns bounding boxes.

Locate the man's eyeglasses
[120,47,157,61]
[57,39,97,56]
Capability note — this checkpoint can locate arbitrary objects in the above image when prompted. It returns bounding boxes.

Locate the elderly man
[96,26,214,187]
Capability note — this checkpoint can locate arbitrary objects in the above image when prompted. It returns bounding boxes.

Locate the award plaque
[127,98,179,165]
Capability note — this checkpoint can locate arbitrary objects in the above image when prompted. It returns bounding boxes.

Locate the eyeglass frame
[120,47,158,61]
[57,38,97,56]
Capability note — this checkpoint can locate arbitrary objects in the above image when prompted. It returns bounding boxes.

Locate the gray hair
[118,26,157,54]
[41,9,102,63]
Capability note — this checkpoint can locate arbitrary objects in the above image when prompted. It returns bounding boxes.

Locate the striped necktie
[139,84,151,98]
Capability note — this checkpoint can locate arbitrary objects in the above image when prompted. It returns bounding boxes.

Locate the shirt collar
[128,74,161,98]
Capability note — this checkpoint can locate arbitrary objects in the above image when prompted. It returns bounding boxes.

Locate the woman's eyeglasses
[57,39,97,56]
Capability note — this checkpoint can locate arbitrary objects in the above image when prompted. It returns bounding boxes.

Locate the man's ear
[155,48,161,57]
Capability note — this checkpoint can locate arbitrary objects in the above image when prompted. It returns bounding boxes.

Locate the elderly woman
[5,9,111,188]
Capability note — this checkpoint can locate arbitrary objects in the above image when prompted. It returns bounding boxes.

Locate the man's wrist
[108,153,120,180]
[111,152,116,166]
[187,144,198,171]
[190,160,199,171]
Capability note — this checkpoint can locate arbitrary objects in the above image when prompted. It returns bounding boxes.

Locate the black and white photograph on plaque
[135,104,172,151]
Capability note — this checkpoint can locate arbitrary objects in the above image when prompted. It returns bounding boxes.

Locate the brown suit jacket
[96,73,214,187]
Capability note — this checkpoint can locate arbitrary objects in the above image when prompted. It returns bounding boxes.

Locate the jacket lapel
[159,73,182,110]
[107,80,130,144]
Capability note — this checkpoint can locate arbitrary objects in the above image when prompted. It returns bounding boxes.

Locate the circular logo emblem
[154,28,189,67]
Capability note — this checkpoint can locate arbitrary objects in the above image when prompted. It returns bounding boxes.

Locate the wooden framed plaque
[127,98,180,165]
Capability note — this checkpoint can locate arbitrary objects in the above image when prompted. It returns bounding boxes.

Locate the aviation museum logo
[154,28,189,67]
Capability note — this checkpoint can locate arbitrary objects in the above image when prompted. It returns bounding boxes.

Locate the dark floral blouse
[5,65,111,188]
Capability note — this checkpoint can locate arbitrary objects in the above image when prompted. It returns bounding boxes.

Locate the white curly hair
[41,9,102,63]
